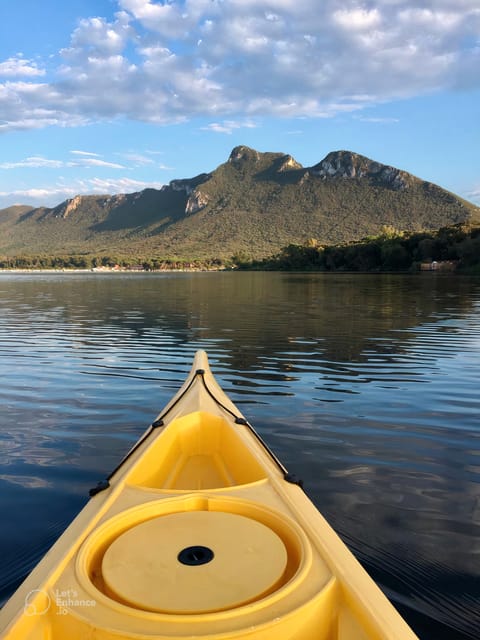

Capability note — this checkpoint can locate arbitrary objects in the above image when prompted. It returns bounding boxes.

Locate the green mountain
[1,147,478,260]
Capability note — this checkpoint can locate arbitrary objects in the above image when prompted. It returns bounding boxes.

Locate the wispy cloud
[118,150,174,170]
[200,120,257,134]
[118,152,155,165]
[0,155,125,170]
[87,176,164,193]
[72,158,125,169]
[0,156,63,169]
[0,1,478,132]
[355,116,400,124]
[70,150,101,157]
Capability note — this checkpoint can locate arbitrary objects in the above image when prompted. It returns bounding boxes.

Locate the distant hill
[1,146,479,260]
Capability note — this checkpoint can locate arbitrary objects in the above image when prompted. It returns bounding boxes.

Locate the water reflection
[0,272,479,638]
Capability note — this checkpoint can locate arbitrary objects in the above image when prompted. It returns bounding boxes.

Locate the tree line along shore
[1,223,479,274]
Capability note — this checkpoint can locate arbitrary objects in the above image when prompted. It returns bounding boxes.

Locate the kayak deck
[0,351,419,639]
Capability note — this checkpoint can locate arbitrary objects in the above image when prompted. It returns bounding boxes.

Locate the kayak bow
[0,350,418,639]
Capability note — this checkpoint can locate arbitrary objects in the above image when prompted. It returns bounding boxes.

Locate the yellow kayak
[0,350,418,639]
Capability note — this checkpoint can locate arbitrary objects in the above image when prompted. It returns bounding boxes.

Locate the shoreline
[0,267,472,276]
[0,267,228,274]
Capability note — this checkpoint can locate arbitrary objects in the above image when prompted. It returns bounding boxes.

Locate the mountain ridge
[1,146,478,260]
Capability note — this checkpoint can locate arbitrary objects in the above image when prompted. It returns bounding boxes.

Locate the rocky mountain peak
[228,146,260,164]
[311,151,410,190]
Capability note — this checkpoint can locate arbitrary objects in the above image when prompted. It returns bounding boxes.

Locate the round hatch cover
[101,510,288,614]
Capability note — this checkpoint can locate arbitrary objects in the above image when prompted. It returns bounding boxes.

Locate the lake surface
[0,271,479,639]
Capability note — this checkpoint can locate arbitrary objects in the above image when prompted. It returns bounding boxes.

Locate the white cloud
[200,119,257,134]
[0,1,479,131]
[333,8,382,30]
[70,150,101,157]
[0,155,125,171]
[0,81,88,131]
[0,176,165,209]
[87,176,164,193]
[0,57,45,77]
[62,12,133,59]
[0,156,63,169]
[0,154,125,172]
[118,0,203,38]
[0,186,78,207]
[355,116,400,124]
[119,152,155,165]
[71,158,126,169]
[397,8,463,31]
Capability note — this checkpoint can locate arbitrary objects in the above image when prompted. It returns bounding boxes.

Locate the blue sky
[0,0,479,209]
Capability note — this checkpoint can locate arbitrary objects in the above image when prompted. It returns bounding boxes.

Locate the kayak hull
[0,351,418,639]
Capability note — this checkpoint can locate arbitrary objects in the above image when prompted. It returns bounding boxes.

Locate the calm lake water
[0,272,479,638]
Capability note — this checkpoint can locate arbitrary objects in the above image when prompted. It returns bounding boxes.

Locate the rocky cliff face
[53,195,85,218]
[161,173,211,214]
[185,189,209,214]
[277,154,303,172]
[164,173,210,195]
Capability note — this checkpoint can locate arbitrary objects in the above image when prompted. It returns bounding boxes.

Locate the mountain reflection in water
[0,272,479,639]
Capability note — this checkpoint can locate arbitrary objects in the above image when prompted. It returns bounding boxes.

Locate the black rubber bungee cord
[89,368,303,496]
